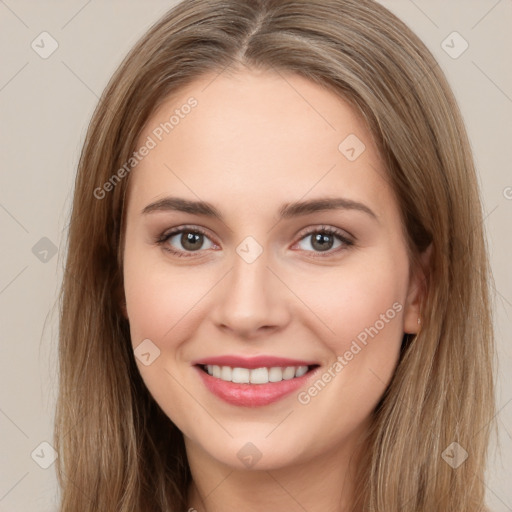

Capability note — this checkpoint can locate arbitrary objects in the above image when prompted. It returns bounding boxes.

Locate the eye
[156,224,354,258]
[157,226,217,257]
[294,226,354,256]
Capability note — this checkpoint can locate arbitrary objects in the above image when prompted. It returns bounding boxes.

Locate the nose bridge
[211,241,288,336]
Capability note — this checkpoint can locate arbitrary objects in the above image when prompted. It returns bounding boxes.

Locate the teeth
[220,366,232,381]
[204,365,310,384]
[282,366,296,380]
[269,367,283,382]
[231,367,250,383]
[295,365,308,377]
[250,367,268,384]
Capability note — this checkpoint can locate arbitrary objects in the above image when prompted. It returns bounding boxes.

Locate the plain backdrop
[0,1,511,510]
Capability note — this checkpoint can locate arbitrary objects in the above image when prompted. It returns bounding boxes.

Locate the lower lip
[194,366,318,407]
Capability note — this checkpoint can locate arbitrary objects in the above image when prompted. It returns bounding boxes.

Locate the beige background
[0,1,510,510]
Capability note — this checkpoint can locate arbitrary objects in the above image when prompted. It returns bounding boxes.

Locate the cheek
[123,245,209,431]
[124,268,174,347]
[123,238,210,346]
[290,246,408,383]
[282,252,408,445]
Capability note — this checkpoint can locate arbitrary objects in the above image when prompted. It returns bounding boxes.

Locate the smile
[192,356,320,407]
[201,364,310,384]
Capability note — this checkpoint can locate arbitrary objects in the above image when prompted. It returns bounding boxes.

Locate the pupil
[312,233,333,251]
[182,232,202,251]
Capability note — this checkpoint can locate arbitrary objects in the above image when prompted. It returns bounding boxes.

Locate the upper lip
[192,355,318,369]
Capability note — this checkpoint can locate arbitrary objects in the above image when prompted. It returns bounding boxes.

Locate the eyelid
[157,224,215,244]
[294,224,354,243]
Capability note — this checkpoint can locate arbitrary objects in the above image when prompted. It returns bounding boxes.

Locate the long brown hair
[55,0,495,510]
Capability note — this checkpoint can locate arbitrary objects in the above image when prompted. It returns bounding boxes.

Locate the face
[122,67,423,471]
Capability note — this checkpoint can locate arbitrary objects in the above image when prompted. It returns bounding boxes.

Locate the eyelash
[156,224,354,259]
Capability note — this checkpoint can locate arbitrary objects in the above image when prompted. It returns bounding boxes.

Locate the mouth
[197,363,318,384]
[193,362,321,407]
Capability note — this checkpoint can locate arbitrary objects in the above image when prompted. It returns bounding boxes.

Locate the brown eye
[179,231,205,251]
[295,227,354,255]
[158,226,216,257]
[310,232,336,252]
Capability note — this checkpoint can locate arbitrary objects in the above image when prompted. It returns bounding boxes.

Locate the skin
[122,66,426,512]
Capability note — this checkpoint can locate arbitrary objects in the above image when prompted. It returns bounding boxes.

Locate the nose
[209,248,291,339]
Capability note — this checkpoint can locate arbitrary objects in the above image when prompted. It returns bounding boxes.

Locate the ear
[403,243,432,334]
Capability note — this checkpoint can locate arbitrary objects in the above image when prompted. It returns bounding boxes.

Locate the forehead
[127,68,393,220]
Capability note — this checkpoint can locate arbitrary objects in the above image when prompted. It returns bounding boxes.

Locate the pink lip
[192,355,318,369]
[193,362,320,408]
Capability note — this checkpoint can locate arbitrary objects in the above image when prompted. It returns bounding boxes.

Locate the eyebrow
[142,196,377,221]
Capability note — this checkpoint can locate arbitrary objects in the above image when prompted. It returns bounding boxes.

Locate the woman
[55,0,495,510]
